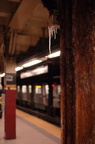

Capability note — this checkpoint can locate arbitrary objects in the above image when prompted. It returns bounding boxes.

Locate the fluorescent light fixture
[47,51,60,58]
[0,73,5,77]
[23,60,42,68]
[15,66,23,71]
[20,65,48,79]
[15,50,60,70]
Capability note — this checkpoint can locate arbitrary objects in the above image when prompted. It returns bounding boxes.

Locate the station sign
[6,73,16,85]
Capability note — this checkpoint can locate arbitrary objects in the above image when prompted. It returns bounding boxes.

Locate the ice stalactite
[48,25,57,54]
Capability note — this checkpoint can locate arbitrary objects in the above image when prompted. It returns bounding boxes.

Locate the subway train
[16,53,60,125]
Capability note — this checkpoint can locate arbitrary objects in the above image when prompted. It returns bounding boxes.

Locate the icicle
[48,25,58,54]
[48,27,51,54]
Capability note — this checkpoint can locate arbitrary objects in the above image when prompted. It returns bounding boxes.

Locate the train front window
[17,86,20,92]
[57,85,60,95]
[22,85,27,93]
[53,84,60,108]
[28,85,32,93]
[45,85,49,95]
[35,85,42,94]
[53,85,60,98]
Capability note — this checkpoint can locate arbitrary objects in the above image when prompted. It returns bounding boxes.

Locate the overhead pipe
[11,32,17,55]
[9,31,14,55]
[9,31,17,56]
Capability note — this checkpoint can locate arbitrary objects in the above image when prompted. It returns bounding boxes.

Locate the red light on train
[52,84,56,87]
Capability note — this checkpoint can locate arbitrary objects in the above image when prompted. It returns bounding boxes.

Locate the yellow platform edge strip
[4,85,16,88]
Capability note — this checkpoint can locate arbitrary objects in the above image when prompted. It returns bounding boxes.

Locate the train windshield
[35,85,42,94]
[28,85,32,93]
[22,85,27,93]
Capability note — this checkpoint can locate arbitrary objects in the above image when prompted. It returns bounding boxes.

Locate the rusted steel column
[73,0,95,143]
[60,0,76,144]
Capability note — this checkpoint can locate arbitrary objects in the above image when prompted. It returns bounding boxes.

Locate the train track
[17,106,60,126]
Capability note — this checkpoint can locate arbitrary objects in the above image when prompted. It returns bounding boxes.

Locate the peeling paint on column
[73,0,95,143]
[44,0,95,143]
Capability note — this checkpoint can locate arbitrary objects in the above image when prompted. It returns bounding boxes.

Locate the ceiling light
[23,60,42,68]
[0,73,5,77]
[15,66,23,71]
[47,51,60,58]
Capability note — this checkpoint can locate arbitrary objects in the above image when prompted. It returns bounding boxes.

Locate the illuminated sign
[35,85,41,88]
[20,65,48,79]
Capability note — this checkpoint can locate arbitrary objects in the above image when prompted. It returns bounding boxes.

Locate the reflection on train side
[52,84,60,108]
[16,84,60,117]
[34,85,48,110]
[52,84,60,117]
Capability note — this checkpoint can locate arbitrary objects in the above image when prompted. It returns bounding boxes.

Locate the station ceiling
[0,0,52,72]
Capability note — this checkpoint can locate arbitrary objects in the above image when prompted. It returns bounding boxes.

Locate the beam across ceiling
[7,0,21,2]
[9,0,41,30]
[0,12,11,17]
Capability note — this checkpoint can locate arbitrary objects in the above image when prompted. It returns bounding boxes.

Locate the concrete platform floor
[0,110,60,144]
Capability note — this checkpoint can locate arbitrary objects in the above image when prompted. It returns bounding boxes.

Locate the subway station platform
[0,109,60,144]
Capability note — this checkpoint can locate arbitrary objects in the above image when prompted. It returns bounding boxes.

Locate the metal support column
[4,59,16,139]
